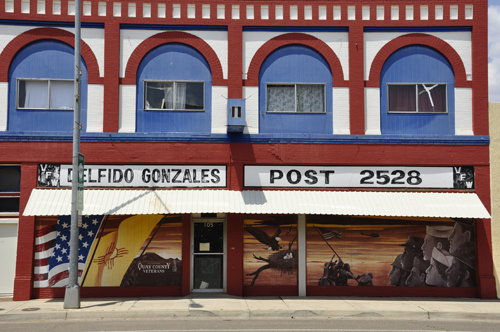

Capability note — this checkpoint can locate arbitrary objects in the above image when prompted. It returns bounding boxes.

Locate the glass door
[191,219,226,292]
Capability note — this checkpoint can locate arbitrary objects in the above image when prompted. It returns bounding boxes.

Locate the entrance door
[191,219,226,292]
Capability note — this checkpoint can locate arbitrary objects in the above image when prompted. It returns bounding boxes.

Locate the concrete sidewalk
[0,295,499,322]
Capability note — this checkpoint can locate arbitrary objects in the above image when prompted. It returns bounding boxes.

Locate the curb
[2,309,500,322]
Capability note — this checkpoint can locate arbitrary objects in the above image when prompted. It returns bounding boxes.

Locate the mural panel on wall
[34,214,182,288]
[307,216,475,288]
[243,215,298,286]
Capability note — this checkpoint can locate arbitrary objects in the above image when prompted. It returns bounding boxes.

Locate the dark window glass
[417,84,447,113]
[193,255,223,289]
[201,213,218,218]
[388,85,416,112]
[0,166,21,192]
[388,84,447,113]
[182,82,204,110]
[193,222,223,254]
[145,82,173,109]
[144,81,203,110]
[0,198,20,212]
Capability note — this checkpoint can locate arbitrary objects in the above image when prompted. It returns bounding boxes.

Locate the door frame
[190,215,227,293]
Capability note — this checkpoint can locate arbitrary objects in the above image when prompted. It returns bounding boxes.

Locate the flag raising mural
[306,216,475,288]
[34,215,104,288]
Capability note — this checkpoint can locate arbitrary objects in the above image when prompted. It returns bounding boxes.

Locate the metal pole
[64,0,82,309]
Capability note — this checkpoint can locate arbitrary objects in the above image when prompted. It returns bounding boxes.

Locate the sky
[489,1,500,101]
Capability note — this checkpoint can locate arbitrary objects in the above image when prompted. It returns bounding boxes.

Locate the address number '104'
[360,170,422,185]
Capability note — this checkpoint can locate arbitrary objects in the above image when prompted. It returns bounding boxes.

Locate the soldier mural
[305,216,476,288]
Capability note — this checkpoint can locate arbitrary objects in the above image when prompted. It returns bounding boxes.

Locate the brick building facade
[0,0,495,299]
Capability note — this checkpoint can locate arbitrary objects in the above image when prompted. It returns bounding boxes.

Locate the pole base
[63,286,81,309]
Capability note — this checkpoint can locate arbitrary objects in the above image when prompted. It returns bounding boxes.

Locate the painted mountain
[120,252,182,286]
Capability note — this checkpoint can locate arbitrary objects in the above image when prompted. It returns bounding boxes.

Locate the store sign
[244,165,474,189]
[38,164,227,188]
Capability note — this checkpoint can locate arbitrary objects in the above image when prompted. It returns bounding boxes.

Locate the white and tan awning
[23,189,491,219]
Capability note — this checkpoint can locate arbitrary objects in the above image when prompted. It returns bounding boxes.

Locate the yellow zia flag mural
[83,215,164,286]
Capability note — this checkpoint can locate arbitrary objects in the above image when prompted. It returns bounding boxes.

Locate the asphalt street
[1,317,500,332]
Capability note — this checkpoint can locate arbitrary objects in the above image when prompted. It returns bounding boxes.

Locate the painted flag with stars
[315,226,342,240]
[34,215,104,288]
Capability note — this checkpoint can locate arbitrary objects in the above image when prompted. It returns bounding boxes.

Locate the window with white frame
[387,83,447,113]
[144,81,204,110]
[17,79,74,109]
[266,84,325,113]
[0,166,20,216]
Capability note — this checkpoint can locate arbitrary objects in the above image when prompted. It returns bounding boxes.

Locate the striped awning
[23,189,491,219]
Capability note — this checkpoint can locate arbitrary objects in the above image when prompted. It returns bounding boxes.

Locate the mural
[33,214,182,288]
[243,215,298,286]
[307,216,475,288]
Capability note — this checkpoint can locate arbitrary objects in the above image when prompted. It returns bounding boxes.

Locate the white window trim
[144,80,205,111]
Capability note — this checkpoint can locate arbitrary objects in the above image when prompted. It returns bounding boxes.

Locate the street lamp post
[63,0,82,309]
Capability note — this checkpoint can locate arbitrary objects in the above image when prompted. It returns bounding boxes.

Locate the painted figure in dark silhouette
[446,242,476,287]
[448,221,474,254]
[389,254,409,286]
[336,263,357,286]
[356,273,374,286]
[405,257,430,287]
[318,259,338,286]
[400,235,424,271]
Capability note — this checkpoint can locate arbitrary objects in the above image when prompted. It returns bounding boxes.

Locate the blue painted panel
[259,45,333,134]
[121,24,227,31]
[136,43,212,133]
[8,40,88,132]
[365,26,471,32]
[243,26,348,32]
[0,19,104,28]
[380,45,455,135]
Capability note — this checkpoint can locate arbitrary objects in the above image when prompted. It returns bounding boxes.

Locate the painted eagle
[244,226,282,251]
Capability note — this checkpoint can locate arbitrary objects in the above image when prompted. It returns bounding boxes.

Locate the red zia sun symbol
[94,242,128,270]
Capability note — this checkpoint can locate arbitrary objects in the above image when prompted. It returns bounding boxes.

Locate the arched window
[380,45,455,135]
[8,40,88,132]
[136,43,212,133]
[258,45,333,134]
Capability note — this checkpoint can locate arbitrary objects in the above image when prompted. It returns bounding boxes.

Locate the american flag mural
[34,215,104,288]
[315,226,342,240]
